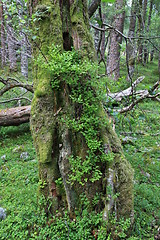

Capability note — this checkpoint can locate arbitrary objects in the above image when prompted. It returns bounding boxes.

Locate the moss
[114,154,134,219]
[31,0,134,219]
[35,4,51,19]
[70,0,96,60]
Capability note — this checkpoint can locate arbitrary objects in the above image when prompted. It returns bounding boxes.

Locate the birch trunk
[0,1,6,68]
[6,11,17,71]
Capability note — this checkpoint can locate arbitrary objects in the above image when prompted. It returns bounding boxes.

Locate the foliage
[0,53,159,239]
[36,45,111,186]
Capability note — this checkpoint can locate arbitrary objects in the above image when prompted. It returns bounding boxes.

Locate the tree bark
[127,0,137,81]
[6,12,17,71]
[88,0,101,18]
[0,1,6,68]
[30,0,134,221]
[17,0,29,78]
[142,0,148,65]
[0,106,30,126]
[146,0,153,63]
[137,0,142,63]
[107,0,126,80]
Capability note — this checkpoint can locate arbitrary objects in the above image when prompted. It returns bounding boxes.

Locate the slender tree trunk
[107,0,126,80]
[146,0,153,63]
[88,0,101,18]
[137,0,148,64]
[142,0,148,65]
[17,0,29,78]
[30,0,133,221]
[6,10,17,71]
[137,0,143,63]
[0,1,6,68]
[150,49,154,62]
[127,0,137,81]
[94,13,100,52]
[99,3,106,64]
[158,51,160,81]
[20,34,28,78]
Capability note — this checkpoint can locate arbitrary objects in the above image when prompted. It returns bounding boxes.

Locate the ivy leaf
[101,0,115,3]
[32,35,37,40]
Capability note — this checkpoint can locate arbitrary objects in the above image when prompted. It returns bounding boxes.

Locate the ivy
[36,45,112,185]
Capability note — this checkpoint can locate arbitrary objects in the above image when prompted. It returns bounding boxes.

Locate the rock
[1,155,6,160]
[12,145,24,153]
[121,136,137,145]
[20,152,29,160]
[0,207,6,220]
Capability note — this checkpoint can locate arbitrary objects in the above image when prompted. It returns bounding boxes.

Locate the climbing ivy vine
[36,45,113,186]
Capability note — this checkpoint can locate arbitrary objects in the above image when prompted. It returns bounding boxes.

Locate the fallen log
[0,77,159,126]
[0,106,31,126]
[107,76,145,101]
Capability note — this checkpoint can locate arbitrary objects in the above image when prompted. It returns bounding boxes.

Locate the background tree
[107,0,126,80]
[126,0,137,80]
[0,0,6,68]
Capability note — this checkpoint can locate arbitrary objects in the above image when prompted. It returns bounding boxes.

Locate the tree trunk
[17,0,29,78]
[0,1,6,68]
[158,51,160,81]
[150,49,154,62]
[0,106,30,126]
[126,0,137,81]
[88,0,101,18]
[146,0,153,63]
[107,0,126,80]
[30,0,133,221]
[142,0,148,65]
[6,12,17,71]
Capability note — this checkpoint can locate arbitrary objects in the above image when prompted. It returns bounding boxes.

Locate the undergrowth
[0,58,159,239]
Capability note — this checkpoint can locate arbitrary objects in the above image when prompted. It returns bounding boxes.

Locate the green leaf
[101,0,115,3]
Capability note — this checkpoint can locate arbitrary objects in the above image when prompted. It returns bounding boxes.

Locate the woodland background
[0,0,160,239]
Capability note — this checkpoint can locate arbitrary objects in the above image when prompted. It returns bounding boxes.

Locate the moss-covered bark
[30,0,134,220]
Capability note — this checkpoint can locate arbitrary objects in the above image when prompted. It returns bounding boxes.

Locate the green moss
[115,154,134,218]
[70,0,95,60]
[37,132,53,163]
[31,0,134,219]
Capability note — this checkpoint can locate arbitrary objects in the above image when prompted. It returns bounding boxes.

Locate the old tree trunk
[30,0,134,222]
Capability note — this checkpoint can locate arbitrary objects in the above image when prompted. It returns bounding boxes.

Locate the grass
[0,59,160,239]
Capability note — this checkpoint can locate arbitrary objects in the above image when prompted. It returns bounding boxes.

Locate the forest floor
[0,60,159,239]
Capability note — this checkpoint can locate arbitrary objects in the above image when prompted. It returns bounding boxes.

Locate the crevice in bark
[59,0,73,51]
[63,32,73,51]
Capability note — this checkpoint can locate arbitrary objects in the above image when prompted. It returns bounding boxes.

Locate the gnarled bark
[30,0,134,221]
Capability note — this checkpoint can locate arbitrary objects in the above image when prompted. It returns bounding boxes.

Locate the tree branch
[88,0,101,18]
[107,76,145,101]
[0,76,34,96]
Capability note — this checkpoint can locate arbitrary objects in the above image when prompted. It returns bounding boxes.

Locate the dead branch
[0,76,34,96]
[118,91,160,113]
[0,97,32,104]
[107,76,145,101]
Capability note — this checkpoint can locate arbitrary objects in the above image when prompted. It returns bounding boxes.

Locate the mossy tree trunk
[30,0,134,220]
